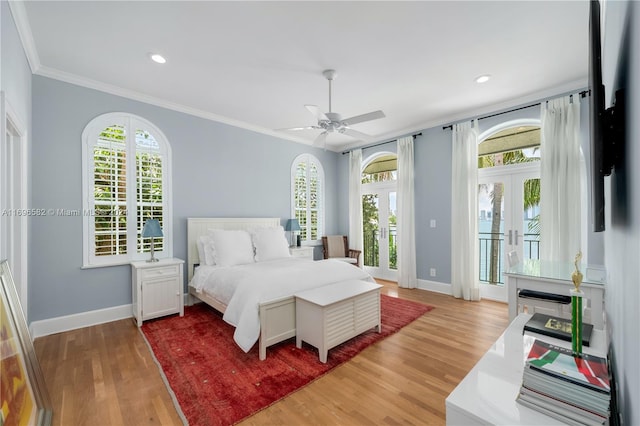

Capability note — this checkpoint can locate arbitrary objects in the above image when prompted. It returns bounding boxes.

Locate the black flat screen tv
[589,0,625,232]
[589,0,606,232]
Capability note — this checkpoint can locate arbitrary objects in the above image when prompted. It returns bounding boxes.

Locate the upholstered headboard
[186,217,280,281]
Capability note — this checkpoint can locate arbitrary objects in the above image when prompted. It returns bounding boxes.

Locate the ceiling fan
[279,69,385,147]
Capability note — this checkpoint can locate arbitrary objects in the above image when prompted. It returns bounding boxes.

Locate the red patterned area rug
[141,294,433,426]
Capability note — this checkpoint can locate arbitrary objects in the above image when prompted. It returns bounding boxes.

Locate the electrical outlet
[430,268,436,277]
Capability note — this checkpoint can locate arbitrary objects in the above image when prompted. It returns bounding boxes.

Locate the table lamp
[142,219,163,262]
[284,218,301,247]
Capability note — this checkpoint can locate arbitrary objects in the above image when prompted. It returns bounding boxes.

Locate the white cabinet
[295,280,382,363]
[131,258,184,326]
[289,246,314,260]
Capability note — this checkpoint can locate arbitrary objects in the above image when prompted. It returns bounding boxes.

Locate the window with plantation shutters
[291,154,324,243]
[82,113,172,267]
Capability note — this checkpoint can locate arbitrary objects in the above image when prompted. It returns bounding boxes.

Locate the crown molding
[7,0,41,74]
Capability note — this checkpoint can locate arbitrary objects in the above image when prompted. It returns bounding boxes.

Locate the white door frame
[478,162,540,302]
[1,92,29,318]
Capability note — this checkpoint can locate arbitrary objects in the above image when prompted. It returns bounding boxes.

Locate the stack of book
[517,339,611,425]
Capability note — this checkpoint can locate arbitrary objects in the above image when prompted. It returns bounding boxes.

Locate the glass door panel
[362,188,397,281]
[362,193,379,268]
[388,191,397,272]
[478,181,506,285]
[522,178,541,261]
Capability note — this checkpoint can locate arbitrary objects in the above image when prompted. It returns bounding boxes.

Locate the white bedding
[189,258,373,352]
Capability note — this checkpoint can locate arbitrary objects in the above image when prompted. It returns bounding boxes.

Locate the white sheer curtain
[397,136,417,288]
[348,149,363,265]
[451,121,480,301]
[540,95,581,262]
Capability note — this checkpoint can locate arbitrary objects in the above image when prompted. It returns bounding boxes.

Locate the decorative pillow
[251,226,291,262]
[197,235,216,266]
[208,230,255,267]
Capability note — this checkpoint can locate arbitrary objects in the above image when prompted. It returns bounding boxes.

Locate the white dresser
[445,313,608,425]
[131,258,184,326]
[295,280,382,363]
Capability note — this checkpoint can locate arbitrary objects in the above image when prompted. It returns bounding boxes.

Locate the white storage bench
[295,280,382,363]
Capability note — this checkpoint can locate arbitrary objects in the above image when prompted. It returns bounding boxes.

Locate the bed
[187,218,374,360]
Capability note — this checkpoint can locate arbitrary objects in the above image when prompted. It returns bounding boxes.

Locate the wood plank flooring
[34,282,508,425]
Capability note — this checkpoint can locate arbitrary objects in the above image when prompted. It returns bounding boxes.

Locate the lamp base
[146,239,159,262]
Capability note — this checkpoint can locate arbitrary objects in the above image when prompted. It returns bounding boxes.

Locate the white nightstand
[131,258,184,326]
[289,246,314,260]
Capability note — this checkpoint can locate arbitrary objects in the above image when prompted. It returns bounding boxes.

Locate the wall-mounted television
[589,0,625,232]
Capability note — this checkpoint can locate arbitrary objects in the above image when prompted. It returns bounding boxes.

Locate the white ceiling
[13,1,589,152]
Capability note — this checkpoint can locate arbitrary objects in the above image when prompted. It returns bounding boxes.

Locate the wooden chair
[321,236,361,267]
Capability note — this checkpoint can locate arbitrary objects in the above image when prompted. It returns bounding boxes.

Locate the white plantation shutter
[135,129,164,254]
[82,113,172,267]
[93,125,128,258]
[291,154,324,242]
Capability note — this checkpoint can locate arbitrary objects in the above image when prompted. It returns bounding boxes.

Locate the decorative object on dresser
[284,218,301,247]
[445,313,612,425]
[517,338,611,425]
[131,258,184,326]
[0,260,52,426]
[141,294,433,426]
[141,219,163,262]
[321,235,361,267]
[523,313,594,346]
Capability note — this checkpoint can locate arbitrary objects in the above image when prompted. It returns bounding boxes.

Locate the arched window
[82,113,172,267]
[291,153,324,243]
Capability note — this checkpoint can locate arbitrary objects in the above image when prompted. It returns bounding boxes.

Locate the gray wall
[29,76,340,322]
[601,1,639,424]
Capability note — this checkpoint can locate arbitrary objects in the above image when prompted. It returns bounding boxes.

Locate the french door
[361,184,397,281]
[478,163,540,301]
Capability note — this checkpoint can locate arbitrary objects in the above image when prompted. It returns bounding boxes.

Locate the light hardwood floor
[34,282,508,425]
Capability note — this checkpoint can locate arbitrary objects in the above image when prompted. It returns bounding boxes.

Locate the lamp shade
[284,218,301,232]
[142,219,163,238]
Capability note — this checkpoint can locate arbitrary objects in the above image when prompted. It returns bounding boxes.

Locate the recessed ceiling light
[150,53,166,64]
[475,74,491,84]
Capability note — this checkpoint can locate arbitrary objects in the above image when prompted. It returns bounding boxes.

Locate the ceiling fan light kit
[279,69,385,147]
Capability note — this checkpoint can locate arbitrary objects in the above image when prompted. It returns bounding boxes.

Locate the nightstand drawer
[289,246,314,260]
[140,264,179,280]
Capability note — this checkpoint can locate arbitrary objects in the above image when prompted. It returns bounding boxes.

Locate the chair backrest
[322,235,348,258]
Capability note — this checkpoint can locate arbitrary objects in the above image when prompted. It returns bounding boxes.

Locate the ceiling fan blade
[341,110,385,126]
[275,125,321,131]
[342,128,373,142]
[312,132,328,147]
[305,104,329,121]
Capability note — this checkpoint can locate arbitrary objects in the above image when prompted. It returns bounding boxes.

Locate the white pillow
[197,235,216,266]
[251,226,291,262]
[208,230,255,266]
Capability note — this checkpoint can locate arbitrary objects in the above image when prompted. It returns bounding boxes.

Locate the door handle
[508,230,512,245]
[514,230,519,245]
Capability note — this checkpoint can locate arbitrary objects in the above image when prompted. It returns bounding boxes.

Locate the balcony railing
[479,232,540,284]
[363,227,397,269]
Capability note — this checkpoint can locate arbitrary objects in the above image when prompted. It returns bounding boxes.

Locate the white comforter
[190,258,373,352]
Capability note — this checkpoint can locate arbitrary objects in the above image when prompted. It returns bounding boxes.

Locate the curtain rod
[441,90,589,131]
[341,132,422,155]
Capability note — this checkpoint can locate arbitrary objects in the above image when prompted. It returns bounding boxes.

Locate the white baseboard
[30,304,133,339]
[417,279,452,295]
